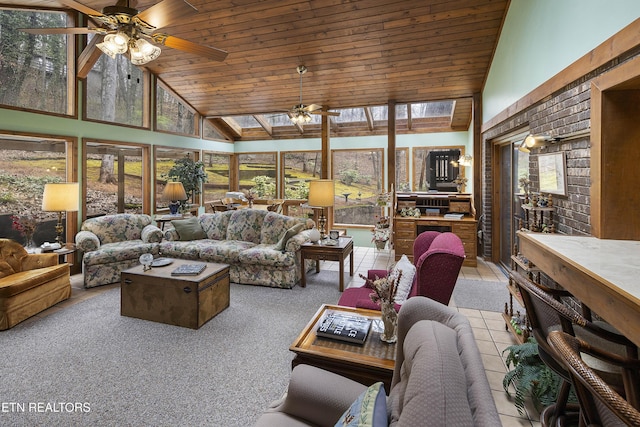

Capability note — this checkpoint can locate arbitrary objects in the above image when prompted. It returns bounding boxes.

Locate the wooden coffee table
[290,304,395,390]
[300,237,354,291]
[121,259,230,329]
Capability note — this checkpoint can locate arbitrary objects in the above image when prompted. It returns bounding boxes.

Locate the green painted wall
[483,0,640,123]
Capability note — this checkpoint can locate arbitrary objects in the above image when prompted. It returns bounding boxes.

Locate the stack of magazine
[316,312,372,345]
[171,263,207,276]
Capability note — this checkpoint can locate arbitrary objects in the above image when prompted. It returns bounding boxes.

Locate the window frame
[154,77,200,137]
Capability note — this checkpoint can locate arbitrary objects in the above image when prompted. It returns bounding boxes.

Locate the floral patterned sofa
[160,209,314,289]
[75,214,163,288]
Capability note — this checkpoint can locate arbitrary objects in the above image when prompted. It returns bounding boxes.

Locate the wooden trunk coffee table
[290,304,396,391]
[121,259,230,329]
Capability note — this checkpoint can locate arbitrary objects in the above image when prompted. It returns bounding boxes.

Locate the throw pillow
[0,261,15,278]
[274,223,305,251]
[335,382,388,427]
[171,217,206,241]
[390,254,416,305]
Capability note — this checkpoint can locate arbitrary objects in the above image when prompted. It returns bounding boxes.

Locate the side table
[300,237,354,291]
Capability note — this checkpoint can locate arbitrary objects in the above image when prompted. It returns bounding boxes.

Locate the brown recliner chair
[0,239,71,330]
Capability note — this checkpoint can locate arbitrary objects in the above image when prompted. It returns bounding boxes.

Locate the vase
[380,301,398,343]
[24,235,36,251]
[375,240,387,250]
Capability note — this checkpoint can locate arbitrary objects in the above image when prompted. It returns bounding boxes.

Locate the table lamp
[308,179,334,240]
[163,181,187,215]
[41,182,79,244]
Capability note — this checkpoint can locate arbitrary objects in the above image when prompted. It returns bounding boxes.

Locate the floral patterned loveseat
[75,214,163,288]
[160,209,314,289]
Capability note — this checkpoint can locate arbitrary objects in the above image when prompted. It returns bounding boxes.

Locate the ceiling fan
[20,0,227,66]
[286,65,339,124]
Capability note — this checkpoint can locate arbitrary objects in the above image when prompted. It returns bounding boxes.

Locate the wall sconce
[41,182,79,244]
[458,154,473,166]
[308,179,335,241]
[518,134,560,153]
[163,181,187,215]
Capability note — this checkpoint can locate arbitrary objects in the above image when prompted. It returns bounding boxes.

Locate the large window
[238,152,277,198]
[0,8,73,115]
[281,151,322,199]
[85,46,145,127]
[395,148,410,191]
[0,133,74,245]
[154,147,200,211]
[202,152,231,203]
[155,81,198,136]
[332,148,384,226]
[84,141,145,217]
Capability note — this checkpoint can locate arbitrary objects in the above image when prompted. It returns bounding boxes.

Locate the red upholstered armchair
[338,231,465,310]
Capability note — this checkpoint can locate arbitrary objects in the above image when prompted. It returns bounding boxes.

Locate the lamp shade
[163,181,187,201]
[308,180,335,207]
[41,183,79,212]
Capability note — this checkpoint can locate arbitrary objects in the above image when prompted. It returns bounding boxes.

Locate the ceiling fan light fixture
[96,32,130,58]
[129,38,161,65]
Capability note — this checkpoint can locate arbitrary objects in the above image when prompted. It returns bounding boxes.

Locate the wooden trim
[388,100,396,193]
[482,18,640,133]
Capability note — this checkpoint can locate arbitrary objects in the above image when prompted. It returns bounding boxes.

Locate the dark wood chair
[511,270,639,427]
[548,331,640,427]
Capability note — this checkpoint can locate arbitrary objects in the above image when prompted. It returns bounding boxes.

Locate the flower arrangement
[243,189,255,207]
[452,175,468,192]
[359,270,402,305]
[11,215,38,246]
[11,215,38,237]
[371,215,390,243]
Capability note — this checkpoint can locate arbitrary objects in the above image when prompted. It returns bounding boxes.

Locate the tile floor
[27,246,540,426]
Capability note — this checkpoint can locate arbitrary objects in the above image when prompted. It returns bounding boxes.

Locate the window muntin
[331,148,384,227]
[84,141,144,217]
[0,8,73,115]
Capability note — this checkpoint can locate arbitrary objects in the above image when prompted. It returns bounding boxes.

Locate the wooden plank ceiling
[3,0,509,141]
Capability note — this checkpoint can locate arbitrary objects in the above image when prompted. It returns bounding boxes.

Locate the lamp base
[169,201,180,215]
[318,210,327,240]
[54,212,64,244]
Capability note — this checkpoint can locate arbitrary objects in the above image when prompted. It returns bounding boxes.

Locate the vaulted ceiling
[4,0,510,140]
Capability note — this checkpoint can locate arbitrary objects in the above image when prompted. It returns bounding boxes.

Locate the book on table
[316,312,372,345]
[171,263,207,276]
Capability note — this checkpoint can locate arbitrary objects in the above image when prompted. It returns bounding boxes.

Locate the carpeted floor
[452,278,522,313]
[0,271,343,427]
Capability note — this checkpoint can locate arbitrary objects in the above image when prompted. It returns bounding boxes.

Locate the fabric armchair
[0,239,71,330]
[338,231,465,310]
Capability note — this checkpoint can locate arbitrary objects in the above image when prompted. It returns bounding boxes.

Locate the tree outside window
[332,148,384,226]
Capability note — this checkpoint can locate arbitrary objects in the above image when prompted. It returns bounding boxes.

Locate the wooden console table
[517,231,640,348]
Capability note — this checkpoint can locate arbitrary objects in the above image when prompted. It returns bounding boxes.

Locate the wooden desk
[300,237,354,292]
[394,215,477,266]
[290,304,395,390]
[517,231,640,348]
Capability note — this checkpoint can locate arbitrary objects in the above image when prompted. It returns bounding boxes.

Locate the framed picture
[329,230,340,240]
[538,152,567,196]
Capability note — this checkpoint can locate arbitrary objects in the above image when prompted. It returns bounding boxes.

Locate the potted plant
[502,338,567,415]
[163,155,208,211]
[371,215,390,250]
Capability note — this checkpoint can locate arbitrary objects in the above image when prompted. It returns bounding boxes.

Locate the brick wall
[480,50,640,260]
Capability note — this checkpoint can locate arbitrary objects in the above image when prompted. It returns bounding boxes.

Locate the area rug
[0,271,343,427]
[452,278,523,313]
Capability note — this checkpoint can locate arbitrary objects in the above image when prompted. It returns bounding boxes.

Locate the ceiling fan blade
[153,34,228,62]
[311,111,340,117]
[136,0,198,30]
[20,27,102,35]
[59,0,104,17]
[304,104,323,112]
